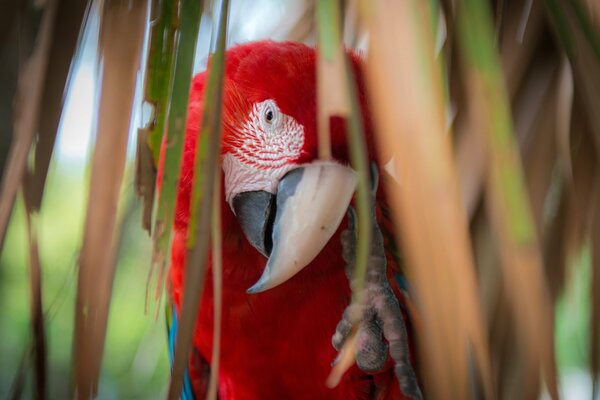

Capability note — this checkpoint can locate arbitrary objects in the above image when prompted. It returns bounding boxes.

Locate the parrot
[159,40,422,400]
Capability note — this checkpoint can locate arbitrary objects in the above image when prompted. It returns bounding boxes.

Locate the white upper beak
[247,161,357,293]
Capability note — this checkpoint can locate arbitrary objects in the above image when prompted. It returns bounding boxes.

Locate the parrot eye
[259,100,281,130]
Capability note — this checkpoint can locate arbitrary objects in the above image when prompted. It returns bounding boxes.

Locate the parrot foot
[332,165,423,400]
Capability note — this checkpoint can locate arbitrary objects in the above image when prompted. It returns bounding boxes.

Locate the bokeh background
[0,0,598,398]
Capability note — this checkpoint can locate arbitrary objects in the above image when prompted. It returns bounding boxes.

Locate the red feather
[160,41,416,399]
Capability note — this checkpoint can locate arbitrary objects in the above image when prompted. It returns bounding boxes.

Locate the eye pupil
[265,109,274,122]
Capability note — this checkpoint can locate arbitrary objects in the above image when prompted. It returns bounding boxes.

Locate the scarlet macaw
[161,41,422,400]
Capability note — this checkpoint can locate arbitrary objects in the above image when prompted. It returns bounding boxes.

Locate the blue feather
[167,304,196,400]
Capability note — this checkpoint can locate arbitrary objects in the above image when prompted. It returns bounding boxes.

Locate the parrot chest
[194,242,370,399]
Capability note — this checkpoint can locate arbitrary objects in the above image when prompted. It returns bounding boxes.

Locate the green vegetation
[0,163,168,398]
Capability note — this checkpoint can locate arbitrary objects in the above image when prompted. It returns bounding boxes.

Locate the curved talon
[332,308,353,351]
[377,288,422,400]
[331,163,423,400]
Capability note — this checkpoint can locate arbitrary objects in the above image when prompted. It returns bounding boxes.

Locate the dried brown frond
[363,1,492,398]
[24,0,90,214]
[135,126,156,233]
[0,0,58,250]
[73,1,147,396]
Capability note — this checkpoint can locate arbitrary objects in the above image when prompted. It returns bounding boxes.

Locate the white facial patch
[223,99,305,206]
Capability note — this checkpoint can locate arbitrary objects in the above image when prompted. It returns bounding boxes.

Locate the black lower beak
[232,190,275,257]
[231,162,356,294]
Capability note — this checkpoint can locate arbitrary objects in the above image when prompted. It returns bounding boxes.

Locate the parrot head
[183,41,373,293]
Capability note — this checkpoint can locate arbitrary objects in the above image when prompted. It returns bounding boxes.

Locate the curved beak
[232,161,356,294]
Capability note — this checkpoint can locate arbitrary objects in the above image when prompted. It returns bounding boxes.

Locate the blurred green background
[0,0,595,398]
[0,161,170,399]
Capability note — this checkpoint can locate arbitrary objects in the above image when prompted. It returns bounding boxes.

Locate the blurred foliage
[0,163,168,398]
[0,0,599,398]
[555,246,592,371]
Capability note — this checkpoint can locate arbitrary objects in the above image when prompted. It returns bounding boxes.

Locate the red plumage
[160,41,417,400]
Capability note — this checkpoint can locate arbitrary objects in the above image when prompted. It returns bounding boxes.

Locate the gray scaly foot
[332,164,423,400]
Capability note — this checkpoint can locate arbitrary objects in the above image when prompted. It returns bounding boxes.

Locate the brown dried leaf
[0,0,58,250]
[455,0,545,218]
[24,211,46,399]
[454,96,488,217]
[0,1,20,50]
[517,58,558,232]
[555,56,574,182]
[546,1,600,157]
[500,1,544,99]
[134,126,156,233]
[73,1,147,396]
[585,0,600,21]
[0,0,23,178]
[207,170,223,400]
[569,105,598,245]
[24,0,90,213]
[543,186,572,303]
[363,1,492,398]
[342,0,361,48]
[457,0,558,397]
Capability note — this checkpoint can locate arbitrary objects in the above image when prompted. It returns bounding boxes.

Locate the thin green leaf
[316,0,369,309]
[315,0,366,168]
[343,58,370,310]
[327,53,372,384]
[135,0,178,233]
[316,0,341,61]
[144,0,179,164]
[167,0,229,398]
[315,0,371,384]
[315,0,345,160]
[457,0,557,397]
[150,0,203,305]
